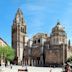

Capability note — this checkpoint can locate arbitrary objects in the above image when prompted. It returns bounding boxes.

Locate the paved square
[0,65,63,72]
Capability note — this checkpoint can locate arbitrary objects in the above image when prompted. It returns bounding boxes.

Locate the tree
[67,56,72,63]
[0,46,3,65]
[0,46,15,65]
[6,46,15,61]
[0,46,2,56]
[3,46,15,62]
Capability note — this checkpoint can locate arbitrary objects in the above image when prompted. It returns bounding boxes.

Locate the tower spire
[13,8,26,25]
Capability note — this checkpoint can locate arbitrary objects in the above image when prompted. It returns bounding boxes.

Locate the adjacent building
[0,38,8,46]
[0,38,8,65]
[12,8,72,66]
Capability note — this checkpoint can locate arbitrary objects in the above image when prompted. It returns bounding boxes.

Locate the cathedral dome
[50,22,67,45]
[52,22,64,32]
[51,22,66,37]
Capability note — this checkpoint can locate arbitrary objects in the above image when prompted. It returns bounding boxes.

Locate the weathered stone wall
[45,48,63,65]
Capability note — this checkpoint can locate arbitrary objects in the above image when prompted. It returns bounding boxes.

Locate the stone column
[34,59,36,66]
[40,46,44,66]
[40,55,43,65]
[31,59,33,66]
[36,59,38,65]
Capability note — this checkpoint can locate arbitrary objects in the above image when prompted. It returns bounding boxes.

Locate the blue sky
[0,0,72,45]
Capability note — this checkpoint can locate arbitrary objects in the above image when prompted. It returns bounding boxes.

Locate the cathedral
[12,8,72,67]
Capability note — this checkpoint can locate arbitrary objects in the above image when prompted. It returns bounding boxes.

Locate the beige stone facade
[0,38,8,46]
[0,38,8,65]
[12,8,28,64]
[12,8,72,66]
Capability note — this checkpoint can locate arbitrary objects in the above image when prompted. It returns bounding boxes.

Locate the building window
[62,39,65,42]
[21,27,22,32]
[23,36,25,42]
[23,28,24,33]
[33,40,36,44]
[55,38,57,44]
[21,27,25,33]
[38,39,40,43]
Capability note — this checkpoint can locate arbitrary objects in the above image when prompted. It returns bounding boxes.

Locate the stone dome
[52,22,64,32]
[51,22,67,37]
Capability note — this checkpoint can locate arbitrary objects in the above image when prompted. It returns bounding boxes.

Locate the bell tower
[12,8,27,64]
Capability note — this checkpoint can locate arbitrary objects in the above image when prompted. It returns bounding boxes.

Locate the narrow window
[33,40,36,44]
[38,39,40,43]
[23,28,24,33]
[21,27,22,32]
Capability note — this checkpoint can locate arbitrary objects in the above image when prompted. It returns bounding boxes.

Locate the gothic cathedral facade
[12,8,72,66]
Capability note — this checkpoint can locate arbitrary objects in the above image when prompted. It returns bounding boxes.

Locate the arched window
[33,40,36,44]
[38,39,40,43]
[23,28,24,33]
[21,27,22,32]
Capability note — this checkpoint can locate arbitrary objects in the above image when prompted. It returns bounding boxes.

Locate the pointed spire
[15,8,23,18]
[13,8,26,25]
[16,8,23,15]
